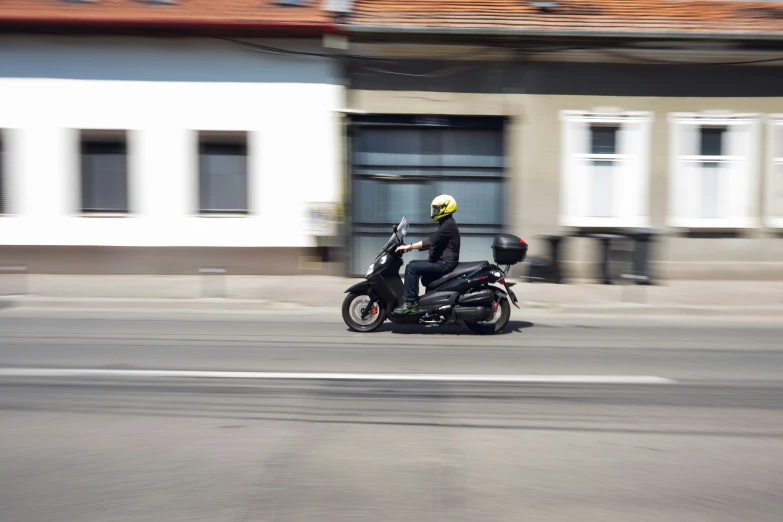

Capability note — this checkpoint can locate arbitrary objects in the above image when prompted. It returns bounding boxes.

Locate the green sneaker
[393,301,419,315]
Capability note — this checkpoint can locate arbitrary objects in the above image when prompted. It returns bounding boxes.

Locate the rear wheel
[465,296,510,335]
[342,293,386,332]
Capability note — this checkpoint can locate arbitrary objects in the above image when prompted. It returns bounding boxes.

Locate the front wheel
[465,297,511,335]
[342,292,387,332]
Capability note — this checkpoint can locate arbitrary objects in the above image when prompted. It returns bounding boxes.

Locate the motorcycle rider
[393,194,460,314]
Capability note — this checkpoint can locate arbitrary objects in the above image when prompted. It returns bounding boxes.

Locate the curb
[539,305,783,317]
[0,296,337,314]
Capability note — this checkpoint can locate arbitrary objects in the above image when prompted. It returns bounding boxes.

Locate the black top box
[492,234,528,265]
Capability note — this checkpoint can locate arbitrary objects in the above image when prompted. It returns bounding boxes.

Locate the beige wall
[348,89,783,280]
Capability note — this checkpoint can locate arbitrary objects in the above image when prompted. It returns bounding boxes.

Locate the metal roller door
[349,115,506,276]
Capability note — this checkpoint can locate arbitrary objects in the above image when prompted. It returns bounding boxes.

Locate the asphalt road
[1,308,782,521]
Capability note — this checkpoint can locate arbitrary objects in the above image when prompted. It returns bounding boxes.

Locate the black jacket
[421,216,460,263]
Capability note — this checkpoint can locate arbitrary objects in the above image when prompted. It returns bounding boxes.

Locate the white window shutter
[561,117,590,223]
[724,121,756,224]
[617,119,648,223]
[723,123,745,221]
[670,119,699,222]
[768,121,783,222]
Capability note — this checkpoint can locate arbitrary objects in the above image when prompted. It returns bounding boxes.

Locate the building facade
[1,0,783,280]
[0,2,346,275]
[343,1,783,280]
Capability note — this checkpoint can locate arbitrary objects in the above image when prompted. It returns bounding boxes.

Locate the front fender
[492,283,519,308]
[345,281,372,295]
[491,285,508,296]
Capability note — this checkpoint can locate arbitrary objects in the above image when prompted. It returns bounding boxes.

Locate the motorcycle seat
[425,261,490,290]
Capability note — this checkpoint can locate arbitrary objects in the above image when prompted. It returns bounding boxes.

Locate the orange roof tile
[349,0,783,37]
[0,0,333,29]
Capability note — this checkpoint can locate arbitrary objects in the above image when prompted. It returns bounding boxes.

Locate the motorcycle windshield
[379,217,409,254]
[397,217,409,237]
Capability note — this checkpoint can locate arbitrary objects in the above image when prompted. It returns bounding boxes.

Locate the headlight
[366,254,389,277]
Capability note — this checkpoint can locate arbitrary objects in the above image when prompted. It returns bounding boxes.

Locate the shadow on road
[373,320,534,335]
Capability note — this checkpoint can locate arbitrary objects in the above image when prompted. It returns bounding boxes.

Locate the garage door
[349,115,506,276]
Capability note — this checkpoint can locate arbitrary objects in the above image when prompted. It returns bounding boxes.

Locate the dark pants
[403,260,457,302]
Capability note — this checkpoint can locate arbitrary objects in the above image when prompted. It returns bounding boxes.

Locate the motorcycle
[342,217,528,335]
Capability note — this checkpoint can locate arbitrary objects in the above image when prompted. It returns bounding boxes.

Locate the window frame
[581,123,623,164]
[196,131,250,216]
[668,113,760,229]
[78,129,130,216]
[560,110,653,228]
[584,124,621,219]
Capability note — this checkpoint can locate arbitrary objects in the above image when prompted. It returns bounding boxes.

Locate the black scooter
[342,217,528,335]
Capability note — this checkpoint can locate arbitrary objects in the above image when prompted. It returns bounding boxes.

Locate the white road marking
[0,368,677,384]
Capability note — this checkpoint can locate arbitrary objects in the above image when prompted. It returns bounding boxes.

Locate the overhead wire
[599,47,783,65]
[214,36,783,69]
[358,64,475,78]
[213,36,392,61]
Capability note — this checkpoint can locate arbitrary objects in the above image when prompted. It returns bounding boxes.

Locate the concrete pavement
[1,309,783,521]
[2,377,782,522]
[1,311,783,381]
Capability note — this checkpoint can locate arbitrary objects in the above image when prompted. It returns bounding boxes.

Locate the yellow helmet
[430,194,457,222]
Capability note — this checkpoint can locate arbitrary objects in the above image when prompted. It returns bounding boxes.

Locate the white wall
[0,36,343,247]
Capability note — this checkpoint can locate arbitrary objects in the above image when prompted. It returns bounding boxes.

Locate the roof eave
[345,24,783,43]
[0,17,340,37]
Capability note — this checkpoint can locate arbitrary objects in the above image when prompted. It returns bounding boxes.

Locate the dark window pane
[590,125,618,155]
[441,129,504,170]
[700,127,725,157]
[81,138,128,213]
[199,141,247,213]
[432,179,503,225]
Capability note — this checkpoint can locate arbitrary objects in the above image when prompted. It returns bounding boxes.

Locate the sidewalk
[1,275,782,316]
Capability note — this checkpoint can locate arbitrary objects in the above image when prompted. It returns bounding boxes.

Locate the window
[80,131,129,214]
[198,132,248,215]
[697,126,727,219]
[0,131,5,215]
[560,111,653,227]
[669,113,759,228]
[588,124,619,218]
[766,116,783,228]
